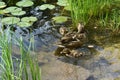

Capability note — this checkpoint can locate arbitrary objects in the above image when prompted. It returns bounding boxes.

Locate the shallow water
[36,42,120,80]
[1,16,120,80]
[10,21,120,80]
[0,1,120,80]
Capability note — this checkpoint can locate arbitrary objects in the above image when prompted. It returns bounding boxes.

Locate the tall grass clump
[0,28,41,80]
[68,0,112,26]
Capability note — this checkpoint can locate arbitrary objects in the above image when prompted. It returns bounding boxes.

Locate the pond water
[0,1,120,80]
[1,11,120,80]
[11,21,120,80]
[34,28,120,80]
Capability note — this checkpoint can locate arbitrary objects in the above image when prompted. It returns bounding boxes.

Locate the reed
[67,0,120,32]
[0,28,41,80]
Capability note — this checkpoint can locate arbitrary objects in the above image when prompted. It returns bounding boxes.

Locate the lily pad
[52,16,68,23]
[5,6,22,13]
[0,2,6,8]
[16,0,34,7]
[17,22,32,27]
[64,6,71,11]
[57,0,69,6]
[21,16,37,22]
[1,17,20,25]
[0,10,9,14]
[11,11,26,16]
[39,4,55,10]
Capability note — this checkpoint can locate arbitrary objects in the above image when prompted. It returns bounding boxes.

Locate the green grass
[67,0,120,31]
[68,0,111,25]
[0,28,41,80]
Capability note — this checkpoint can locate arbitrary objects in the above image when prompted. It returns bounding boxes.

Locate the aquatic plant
[66,0,120,31]
[18,16,37,27]
[0,6,26,16]
[39,4,55,10]
[17,22,32,27]
[52,16,68,23]
[1,16,37,27]
[0,1,37,27]
[11,10,26,16]
[0,1,6,8]
[5,6,22,13]
[67,0,111,25]
[57,0,69,6]
[0,29,41,80]
[16,0,34,7]
[1,17,20,25]
[21,16,37,23]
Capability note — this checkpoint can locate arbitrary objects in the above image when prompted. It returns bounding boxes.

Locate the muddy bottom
[36,42,120,80]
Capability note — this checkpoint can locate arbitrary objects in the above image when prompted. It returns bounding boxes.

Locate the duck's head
[59,26,68,35]
[77,23,84,33]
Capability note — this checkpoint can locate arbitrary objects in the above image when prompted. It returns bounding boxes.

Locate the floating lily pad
[39,4,55,10]
[57,0,69,6]
[17,22,32,27]
[21,16,37,22]
[5,6,22,13]
[0,2,6,8]
[0,10,9,14]
[1,17,20,25]
[16,0,34,7]
[11,11,26,16]
[52,16,68,23]
[64,6,71,11]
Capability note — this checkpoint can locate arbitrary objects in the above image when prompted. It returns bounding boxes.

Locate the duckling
[63,40,84,48]
[60,48,70,55]
[58,23,88,48]
[59,26,68,36]
[73,23,87,42]
[70,49,83,58]
[59,27,75,43]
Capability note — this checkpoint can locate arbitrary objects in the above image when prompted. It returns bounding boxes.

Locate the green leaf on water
[52,16,68,23]
[1,17,20,25]
[0,2,6,8]
[0,10,9,14]
[17,22,32,27]
[64,6,71,11]
[39,4,55,10]
[57,0,69,6]
[21,16,37,22]
[11,11,26,16]
[5,6,22,13]
[4,6,26,16]
[16,0,34,7]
